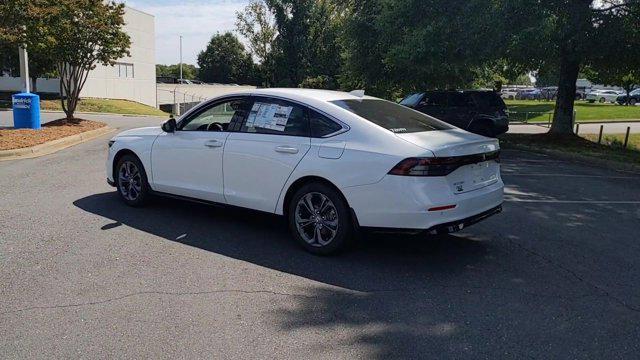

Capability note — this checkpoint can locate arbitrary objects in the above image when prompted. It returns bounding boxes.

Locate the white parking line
[505,198,640,204]
[502,173,638,179]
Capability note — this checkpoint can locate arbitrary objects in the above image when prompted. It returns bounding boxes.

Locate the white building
[0,6,156,107]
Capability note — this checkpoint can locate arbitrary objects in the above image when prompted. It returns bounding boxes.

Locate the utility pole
[179,35,183,82]
[18,47,30,93]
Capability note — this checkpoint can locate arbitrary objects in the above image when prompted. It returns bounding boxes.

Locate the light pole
[179,35,183,82]
[18,47,30,93]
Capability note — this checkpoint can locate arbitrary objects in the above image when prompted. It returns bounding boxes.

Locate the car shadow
[73,192,491,292]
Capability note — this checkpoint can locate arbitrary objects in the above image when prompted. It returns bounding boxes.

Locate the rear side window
[421,92,447,107]
[399,93,424,107]
[470,92,506,108]
[241,97,309,137]
[449,93,474,107]
[309,110,343,137]
[331,99,453,133]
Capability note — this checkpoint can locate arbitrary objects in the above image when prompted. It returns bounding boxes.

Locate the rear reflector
[388,150,500,176]
[428,204,457,212]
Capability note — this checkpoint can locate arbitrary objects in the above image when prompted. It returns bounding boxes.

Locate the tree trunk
[624,86,631,106]
[550,56,580,134]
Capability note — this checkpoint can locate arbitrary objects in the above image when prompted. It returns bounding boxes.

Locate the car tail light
[388,150,500,177]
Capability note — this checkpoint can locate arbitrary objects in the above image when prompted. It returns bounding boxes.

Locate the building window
[114,62,134,78]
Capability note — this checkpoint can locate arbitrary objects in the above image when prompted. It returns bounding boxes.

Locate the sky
[126,0,250,65]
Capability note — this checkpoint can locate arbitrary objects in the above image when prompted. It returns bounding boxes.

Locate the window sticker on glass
[246,102,293,132]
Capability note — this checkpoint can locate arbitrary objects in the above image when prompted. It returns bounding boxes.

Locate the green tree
[0,40,19,76]
[235,0,277,85]
[197,32,255,84]
[1,0,131,119]
[495,0,640,134]
[339,0,499,98]
[0,1,57,91]
[265,0,314,86]
[156,64,199,80]
[0,42,57,92]
[305,0,341,89]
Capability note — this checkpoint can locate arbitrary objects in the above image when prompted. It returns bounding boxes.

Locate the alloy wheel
[118,160,142,201]
[294,192,339,247]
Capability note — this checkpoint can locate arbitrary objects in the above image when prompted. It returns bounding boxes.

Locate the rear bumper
[343,174,504,230]
[425,205,502,234]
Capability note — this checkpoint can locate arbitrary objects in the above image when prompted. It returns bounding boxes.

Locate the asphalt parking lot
[2,117,640,359]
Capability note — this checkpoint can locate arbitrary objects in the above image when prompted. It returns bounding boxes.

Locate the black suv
[616,89,640,105]
[399,91,509,137]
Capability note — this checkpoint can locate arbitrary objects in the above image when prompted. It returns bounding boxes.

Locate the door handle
[275,145,299,154]
[204,140,223,148]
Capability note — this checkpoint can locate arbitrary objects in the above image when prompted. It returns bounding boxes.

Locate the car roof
[219,88,377,103]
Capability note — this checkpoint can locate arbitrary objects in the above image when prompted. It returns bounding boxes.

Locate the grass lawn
[499,133,640,167]
[505,100,640,123]
[581,133,640,151]
[40,98,167,116]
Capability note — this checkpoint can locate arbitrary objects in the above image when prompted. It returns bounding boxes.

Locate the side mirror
[162,117,177,133]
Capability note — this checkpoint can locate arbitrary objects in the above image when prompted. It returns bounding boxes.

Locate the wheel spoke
[129,185,138,199]
[322,226,336,240]
[314,226,323,244]
[323,219,338,230]
[295,212,314,228]
[303,194,315,213]
[318,195,327,213]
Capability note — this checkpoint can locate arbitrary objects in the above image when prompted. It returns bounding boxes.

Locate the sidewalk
[508,121,640,134]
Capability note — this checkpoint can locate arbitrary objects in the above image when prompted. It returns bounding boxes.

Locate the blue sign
[12,92,41,129]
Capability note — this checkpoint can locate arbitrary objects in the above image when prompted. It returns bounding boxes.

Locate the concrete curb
[503,144,640,174]
[0,126,115,161]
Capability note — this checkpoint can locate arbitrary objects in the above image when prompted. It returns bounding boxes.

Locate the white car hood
[395,129,500,157]
[115,126,164,138]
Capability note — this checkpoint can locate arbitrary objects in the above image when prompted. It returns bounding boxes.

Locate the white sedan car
[586,89,623,103]
[106,89,503,254]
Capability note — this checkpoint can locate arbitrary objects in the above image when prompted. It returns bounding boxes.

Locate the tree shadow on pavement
[73,191,640,358]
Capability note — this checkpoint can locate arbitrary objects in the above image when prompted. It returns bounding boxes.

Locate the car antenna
[349,89,365,97]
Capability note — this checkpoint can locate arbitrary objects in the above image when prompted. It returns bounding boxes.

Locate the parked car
[515,88,542,100]
[616,89,640,105]
[586,89,623,103]
[399,90,509,137]
[107,89,504,254]
[539,86,558,100]
[500,88,518,100]
[156,76,177,84]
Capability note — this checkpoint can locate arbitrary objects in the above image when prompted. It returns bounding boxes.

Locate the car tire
[587,99,595,103]
[288,182,353,255]
[599,97,606,103]
[630,99,637,106]
[115,154,150,207]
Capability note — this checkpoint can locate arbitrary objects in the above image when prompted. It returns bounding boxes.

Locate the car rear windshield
[470,92,506,108]
[331,99,453,133]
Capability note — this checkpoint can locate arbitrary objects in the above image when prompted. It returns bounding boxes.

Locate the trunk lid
[396,129,501,194]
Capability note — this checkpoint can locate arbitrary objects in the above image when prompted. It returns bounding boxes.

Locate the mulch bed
[0,118,107,151]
